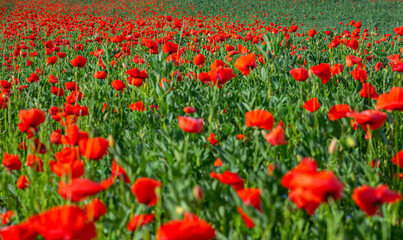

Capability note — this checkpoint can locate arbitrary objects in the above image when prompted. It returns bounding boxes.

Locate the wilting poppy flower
[328,104,351,120]
[352,185,402,216]
[207,133,218,146]
[375,87,403,111]
[2,153,21,172]
[178,116,204,133]
[347,110,387,131]
[265,123,288,146]
[281,157,344,215]
[303,98,320,113]
[234,53,257,76]
[193,54,206,66]
[346,55,362,67]
[16,175,29,190]
[236,188,262,211]
[156,213,215,240]
[111,80,126,93]
[310,64,331,84]
[129,101,146,112]
[78,137,109,160]
[237,207,255,228]
[359,83,379,100]
[210,171,245,190]
[290,68,309,81]
[70,55,87,68]
[58,178,109,202]
[131,177,161,206]
[245,109,274,131]
[391,150,403,167]
[184,106,197,114]
[93,71,107,79]
[85,198,107,222]
[111,159,130,183]
[330,64,344,76]
[127,214,155,231]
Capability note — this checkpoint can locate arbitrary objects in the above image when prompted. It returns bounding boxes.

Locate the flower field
[0,0,402,239]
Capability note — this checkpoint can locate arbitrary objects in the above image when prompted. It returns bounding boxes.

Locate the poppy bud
[346,136,356,147]
[108,135,115,147]
[175,206,184,215]
[328,138,338,155]
[193,185,203,201]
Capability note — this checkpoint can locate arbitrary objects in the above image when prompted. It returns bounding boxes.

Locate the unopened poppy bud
[346,136,356,147]
[175,206,184,215]
[108,135,115,147]
[122,62,128,70]
[328,138,338,155]
[193,185,203,201]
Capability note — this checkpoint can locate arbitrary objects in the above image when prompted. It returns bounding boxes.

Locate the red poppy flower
[2,153,21,172]
[184,106,197,114]
[307,29,317,37]
[208,67,236,88]
[236,188,262,211]
[289,68,309,81]
[26,154,43,172]
[330,64,344,76]
[352,185,401,216]
[245,109,274,131]
[394,26,403,36]
[359,83,379,100]
[16,175,29,190]
[70,55,87,68]
[375,62,384,71]
[1,211,14,225]
[237,207,255,228]
[18,108,46,135]
[281,158,344,215]
[126,68,148,79]
[303,98,320,113]
[111,159,130,183]
[310,63,331,84]
[265,123,288,146]
[346,110,387,131]
[111,80,126,93]
[85,198,107,222]
[346,55,362,67]
[210,171,245,190]
[375,87,403,111]
[131,177,161,206]
[391,150,403,168]
[129,101,146,112]
[127,214,155,231]
[193,54,206,66]
[213,158,223,167]
[234,53,257,76]
[50,159,85,179]
[156,213,215,240]
[58,178,109,202]
[350,65,368,83]
[328,104,351,121]
[78,137,109,160]
[162,42,178,54]
[178,116,204,133]
[26,73,40,83]
[46,56,58,65]
[51,86,65,97]
[392,63,403,72]
[207,133,218,146]
[93,71,107,79]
